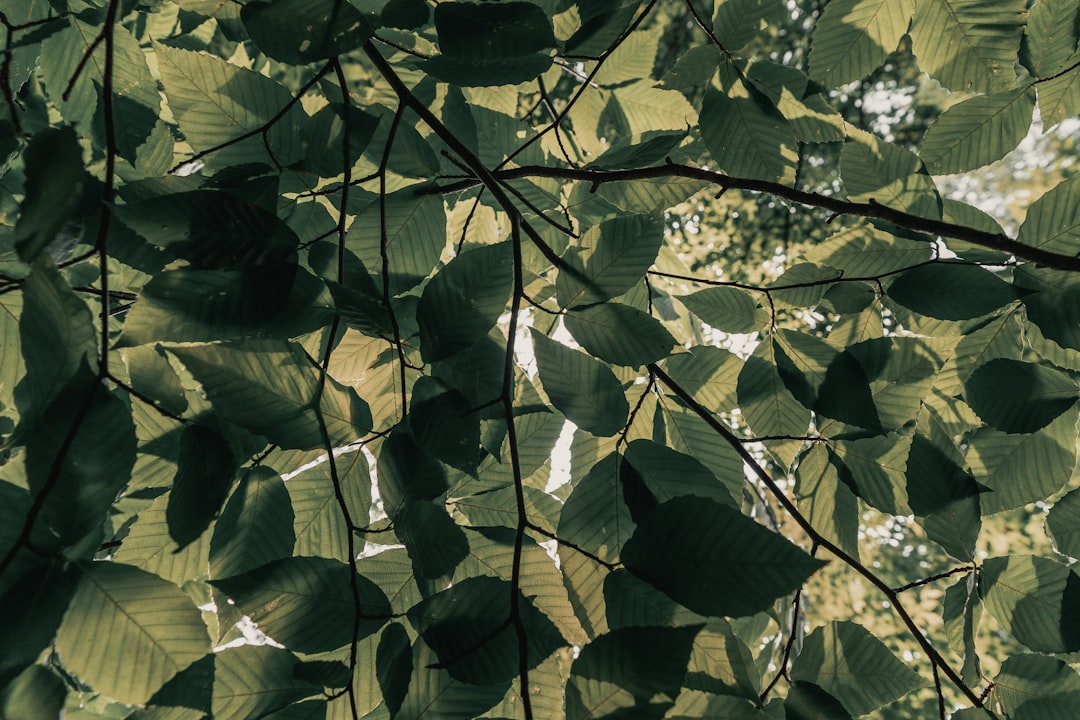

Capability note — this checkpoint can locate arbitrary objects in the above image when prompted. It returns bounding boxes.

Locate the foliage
[1,1,1080,719]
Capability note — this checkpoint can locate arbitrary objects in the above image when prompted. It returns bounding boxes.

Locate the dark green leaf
[417,241,513,362]
[212,646,318,720]
[965,359,1077,433]
[395,500,469,580]
[14,127,88,263]
[1,665,67,720]
[376,623,412,717]
[888,263,1022,320]
[622,496,825,617]
[167,423,236,551]
[679,286,767,334]
[980,555,1080,653]
[55,563,209,705]
[376,423,449,518]
[241,0,374,64]
[991,654,1080,720]
[566,625,701,720]
[209,465,295,580]
[556,213,664,308]
[212,556,390,654]
[407,576,564,685]
[790,621,924,716]
[531,329,629,437]
[564,302,675,366]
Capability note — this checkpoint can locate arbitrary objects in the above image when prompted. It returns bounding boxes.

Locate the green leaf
[991,654,1080,720]
[167,423,237,551]
[350,190,446,297]
[832,434,912,515]
[168,339,371,450]
[969,407,1079,514]
[563,302,675,366]
[287,452,370,563]
[919,88,1035,174]
[408,377,481,473]
[417,241,513,362]
[1047,488,1080,559]
[531,330,629,437]
[156,43,303,167]
[910,0,1027,94]
[13,128,88,263]
[942,573,982,686]
[212,646,317,720]
[679,286,768,334]
[212,556,390,654]
[1037,57,1080,127]
[209,465,295,580]
[701,85,799,185]
[887,263,1021,320]
[55,563,210,705]
[407,575,564,685]
[712,0,787,50]
[661,347,743,411]
[114,492,212,587]
[1025,0,1080,78]
[24,364,136,546]
[1,665,67,720]
[556,213,664,308]
[795,444,861,560]
[965,359,1077,433]
[566,625,701,720]
[0,563,78,688]
[395,500,469,580]
[737,350,811,467]
[803,223,932,277]
[1017,175,1080,256]
[980,555,1080,653]
[423,2,556,86]
[842,128,941,219]
[1016,266,1080,351]
[241,0,373,64]
[583,131,685,171]
[14,260,96,419]
[622,438,738,508]
[790,621,924,716]
[395,638,509,720]
[809,0,916,87]
[376,423,449,518]
[622,496,825,618]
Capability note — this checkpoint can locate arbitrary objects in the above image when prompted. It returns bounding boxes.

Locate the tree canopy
[1,0,1080,719]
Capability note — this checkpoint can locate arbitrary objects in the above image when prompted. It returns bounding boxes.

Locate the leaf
[1038,57,1080,127]
[395,500,469,580]
[408,377,481,473]
[212,646,317,720]
[1047,488,1080,559]
[23,364,136,546]
[622,496,825,618]
[809,0,917,87]
[887,263,1022,320]
[1,665,67,720]
[407,575,564,685]
[566,625,701,720]
[1017,175,1080,256]
[795,444,861,560]
[13,127,88,263]
[991,654,1080,720]
[679,286,768,334]
[919,88,1035,174]
[212,556,390,654]
[155,43,303,167]
[168,339,371,450]
[969,407,1079,514]
[622,438,738,508]
[55,563,209,705]
[556,213,665,308]
[417,241,513,362]
[803,223,932,277]
[980,555,1080,653]
[563,302,675,366]
[288,453,370,563]
[701,85,799,185]
[241,0,373,64]
[114,492,212,586]
[350,190,446,297]
[790,621,924,716]
[1025,0,1080,78]
[531,330,629,437]
[395,639,509,720]
[910,0,1027,94]
[423,2,556,86]
[965,359,1077,434]
[842,128,941,219]
[712,0,787,50]
[209,465,295,579]
[832,434,912,515]
[167,423,237,551]
[376,423,449,518]
[661,346,743,412]
[737,350,811,467]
